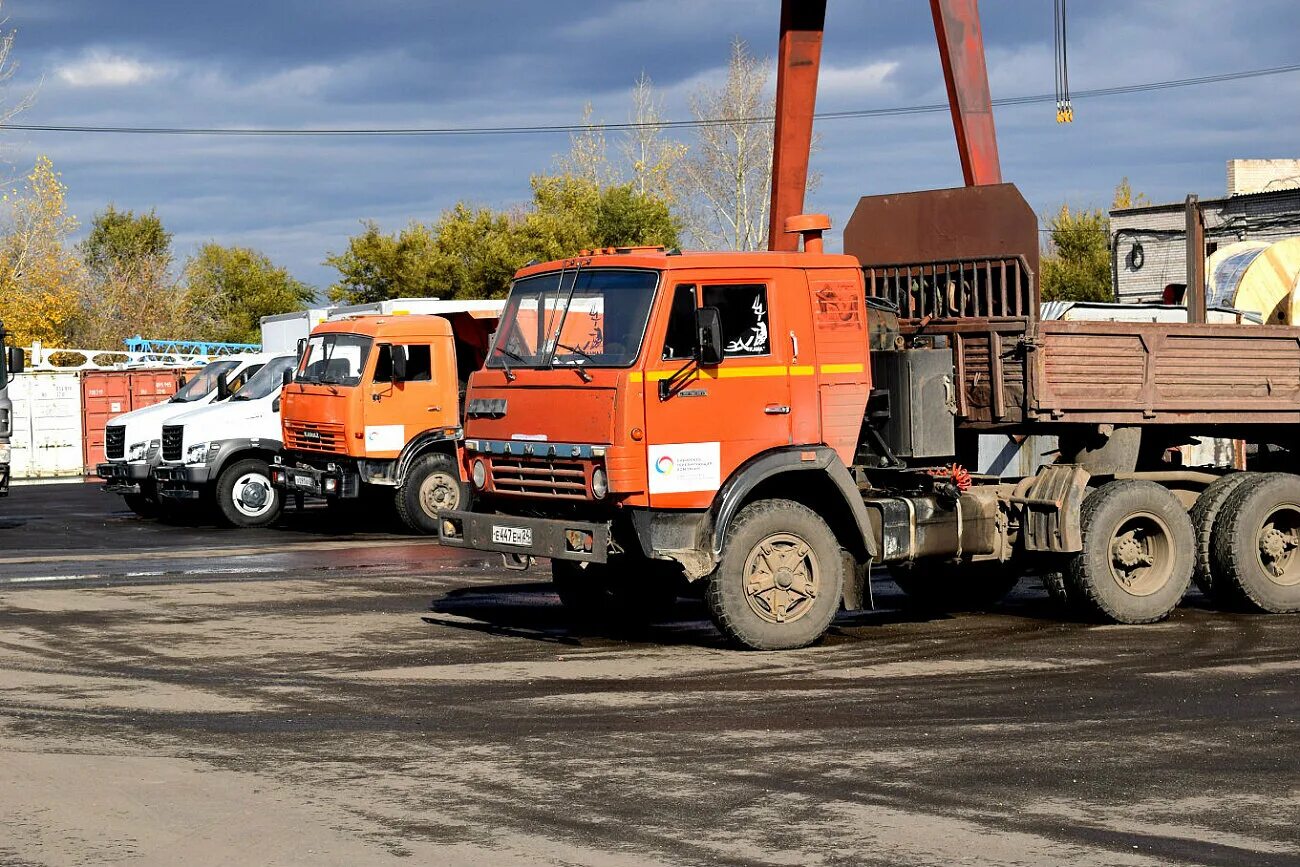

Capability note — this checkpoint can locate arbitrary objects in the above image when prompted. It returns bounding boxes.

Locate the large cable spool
[1219,237,1300,324]
[1206,241,1269,308]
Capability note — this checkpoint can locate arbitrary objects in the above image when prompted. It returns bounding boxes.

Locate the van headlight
[186,442,210,464]
[128,441,147,461]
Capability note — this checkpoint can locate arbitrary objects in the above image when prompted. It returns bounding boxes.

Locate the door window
[702,284,769,357]
[373,344,434,382]
[661,285,697,360]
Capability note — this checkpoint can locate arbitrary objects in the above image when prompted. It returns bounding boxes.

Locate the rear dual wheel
[1210,473,1300,613]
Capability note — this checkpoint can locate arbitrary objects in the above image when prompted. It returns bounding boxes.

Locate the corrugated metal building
[1111,160,1300,302]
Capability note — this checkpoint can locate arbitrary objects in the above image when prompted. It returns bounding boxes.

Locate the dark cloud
[3,0,1298,289]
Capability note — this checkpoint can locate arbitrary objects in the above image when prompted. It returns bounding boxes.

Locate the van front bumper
[437,510,609,564]
[96,461,151,495]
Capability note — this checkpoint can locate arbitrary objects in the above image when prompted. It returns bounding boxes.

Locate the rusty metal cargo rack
[863,254,1036,323]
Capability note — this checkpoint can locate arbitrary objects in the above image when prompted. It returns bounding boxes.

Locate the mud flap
[840,552,872,611]
[1013,464,1090,553]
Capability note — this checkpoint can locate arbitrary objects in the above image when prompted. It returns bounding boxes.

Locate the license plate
[492,525,533,547]
[294,474,315,488]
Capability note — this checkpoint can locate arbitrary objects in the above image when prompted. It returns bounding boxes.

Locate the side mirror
[695,307,724,366]
[296,337,307,359]
[390,345,408,382]
[216,370,231,401]
[178,373,187,388]
[272,396,282,413]
[281,368,293,388]
[7,345,24,375]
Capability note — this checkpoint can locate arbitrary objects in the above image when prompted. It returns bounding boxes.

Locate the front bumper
[437,510,609,564]
[270,462,354,498]
[96,461,151,495]
[154,463,212,499]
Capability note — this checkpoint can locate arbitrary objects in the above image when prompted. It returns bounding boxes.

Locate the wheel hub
[1113,535,1145,569]
[232,473,274,517]
[1105,513,1171,597]
[742,533,819,625]
[420,472,458,516]
[240,482,268,509]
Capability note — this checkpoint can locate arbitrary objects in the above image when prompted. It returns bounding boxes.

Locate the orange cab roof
[311,313,455,339]
[513,248,859,281]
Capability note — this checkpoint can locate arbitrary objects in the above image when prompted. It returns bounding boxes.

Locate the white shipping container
[10,370,84,479]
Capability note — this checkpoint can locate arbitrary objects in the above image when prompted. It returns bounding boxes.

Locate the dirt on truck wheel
[1210,472,1300,613]
[707,498,843,651]
[1189,471,1262,599]
[1065,480,1194,624]
[396,452,466,534]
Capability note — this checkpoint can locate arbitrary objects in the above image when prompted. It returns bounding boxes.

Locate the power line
[3,62,1297,138]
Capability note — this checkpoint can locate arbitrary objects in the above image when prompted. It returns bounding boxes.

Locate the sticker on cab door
[365,425,405,453]
[647,442,721,494]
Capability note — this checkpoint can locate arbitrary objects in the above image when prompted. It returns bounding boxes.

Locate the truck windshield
[487,269,658,369]
[232,355,297,400]
[171,359,240,403]
[297,333,372,386]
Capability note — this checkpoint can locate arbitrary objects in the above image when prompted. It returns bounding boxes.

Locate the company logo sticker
[647,443,720,494]
[655,456,674,475]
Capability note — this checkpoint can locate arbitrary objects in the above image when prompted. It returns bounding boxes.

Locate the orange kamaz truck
[438,200,1300,650]
[272,301,500,533]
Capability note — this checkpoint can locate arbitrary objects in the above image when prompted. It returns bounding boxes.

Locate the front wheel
[707,498,843,650]
[122,493,159,519]
[396,452,467,534]
[215,459,283,528]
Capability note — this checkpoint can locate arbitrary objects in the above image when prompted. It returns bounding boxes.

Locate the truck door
[642,278,793,509]
[366,342,453,457]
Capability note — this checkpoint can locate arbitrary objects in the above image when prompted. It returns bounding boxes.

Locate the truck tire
[1189,472,1260,598]
[396,452,466,535]
[891,560,1019,611]
[1064,480,1193,624]
[214,458,283,528]
[123,493,159,519]
[551,557,680,624]
[706,499,843,650]
[1209,472,1300,613]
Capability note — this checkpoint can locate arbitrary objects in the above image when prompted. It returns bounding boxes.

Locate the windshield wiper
[494,345,525,382]
[552,342,593,382]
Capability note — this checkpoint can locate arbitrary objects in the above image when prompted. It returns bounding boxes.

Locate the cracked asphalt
[1,483,1297,866]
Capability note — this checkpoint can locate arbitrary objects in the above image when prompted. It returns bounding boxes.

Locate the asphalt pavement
[0,483,1297,866]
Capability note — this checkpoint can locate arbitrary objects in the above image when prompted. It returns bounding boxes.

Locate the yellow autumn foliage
[0,156,84,346]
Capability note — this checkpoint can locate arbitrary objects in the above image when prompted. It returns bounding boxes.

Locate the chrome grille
[490,457,588,500]
[105,425,125,459]
[161,425,184,461]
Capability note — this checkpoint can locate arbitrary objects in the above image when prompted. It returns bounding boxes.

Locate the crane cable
[1054,0,1074,122]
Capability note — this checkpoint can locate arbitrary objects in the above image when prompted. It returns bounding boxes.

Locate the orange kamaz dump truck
[272,300,500,533]
[438,192,1300,650]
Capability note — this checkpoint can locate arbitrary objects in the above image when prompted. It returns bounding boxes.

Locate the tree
[80,205,171,279]
[1040,180,1151,303]
[0,156,83,346]
[1040,204,1112,302]
[621,72,687,205]
[70,206,187,349]
[184,244,315,344]
[326,220,441,304]
[679,38,774,251]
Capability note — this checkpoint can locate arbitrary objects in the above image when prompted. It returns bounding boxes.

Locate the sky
[3,0,1299,292]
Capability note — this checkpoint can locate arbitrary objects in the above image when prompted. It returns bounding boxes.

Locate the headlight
[471,459,487,489]
[0,443,10,464]
[186,442,209,464]
[128,441,147,461]
[591,467,608,499]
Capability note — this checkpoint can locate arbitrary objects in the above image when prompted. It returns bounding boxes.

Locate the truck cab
[152,353,298,527]
[97,354,268,516]
[273,306,498,533]
[0,320,24,497]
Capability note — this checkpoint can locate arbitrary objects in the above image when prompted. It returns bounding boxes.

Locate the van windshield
[232,355,298,400]
[171,359,240,403]
[297,333,373,386]
[487,269,658,370]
